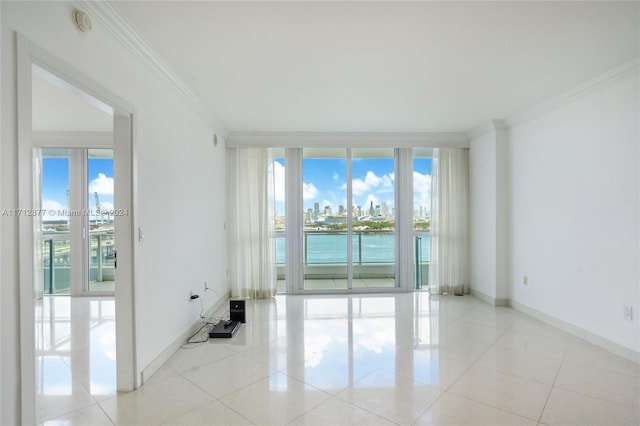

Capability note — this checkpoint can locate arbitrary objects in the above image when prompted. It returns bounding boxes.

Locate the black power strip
[208,320,240,338]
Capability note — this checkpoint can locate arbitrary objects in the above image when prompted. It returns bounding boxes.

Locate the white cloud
[364,171,382,187]
[413,171,431,212]
[42,199,67,218]
[351,178,369,196]
[268,160,285,202]
[332,172,339,181]
[303,182,318,200]
[352,171,394,196]
[88,173,114,195]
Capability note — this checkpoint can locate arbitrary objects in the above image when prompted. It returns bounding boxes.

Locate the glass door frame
[35,142,115,297]
[285,147,415,294]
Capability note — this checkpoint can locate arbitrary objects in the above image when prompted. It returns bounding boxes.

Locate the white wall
[0,1,4,422]
[470,130,498,299]
[469,122,509,304]
[1,2,227,424]
[509,74,639,353]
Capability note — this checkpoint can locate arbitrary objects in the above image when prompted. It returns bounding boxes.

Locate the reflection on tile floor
[36,293,640,425]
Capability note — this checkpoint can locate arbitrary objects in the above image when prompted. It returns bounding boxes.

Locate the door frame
[35,146,116,297]
[286,147,414,295]
[17,35,138,424]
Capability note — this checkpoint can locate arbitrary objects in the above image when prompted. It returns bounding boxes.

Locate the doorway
[17,37,136,425]
[40,148,116,296]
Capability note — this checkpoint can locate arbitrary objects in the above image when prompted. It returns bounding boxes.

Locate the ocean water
[276,233,430,264]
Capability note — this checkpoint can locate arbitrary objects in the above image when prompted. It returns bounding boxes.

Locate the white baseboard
[140,290,231,385]
[510,299,640,365]
[470,288,509,306]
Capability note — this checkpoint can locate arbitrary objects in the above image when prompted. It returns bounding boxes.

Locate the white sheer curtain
[227,147,277,299]
[429,148,470,295]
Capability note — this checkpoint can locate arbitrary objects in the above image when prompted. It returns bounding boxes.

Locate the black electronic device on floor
[208,320,240,338]
[230,300,246,323]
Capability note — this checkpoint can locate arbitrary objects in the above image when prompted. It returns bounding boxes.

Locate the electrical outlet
[523,276,528,285]
[623,305,633,321]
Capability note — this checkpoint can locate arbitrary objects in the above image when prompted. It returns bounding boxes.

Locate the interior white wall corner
[494,120,509,301]
[0,1,3,423]
[469,120,509,304]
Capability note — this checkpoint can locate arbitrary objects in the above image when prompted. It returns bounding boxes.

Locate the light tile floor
[36,293,640,425]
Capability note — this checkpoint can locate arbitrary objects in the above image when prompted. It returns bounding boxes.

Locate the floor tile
[240,336,307,371]
[415,392,537,425]
[493,330,569,360]
[476,345,562,385]
[449,365,551,420]
[98,374,214,425]
[37,377,97,423]
[287,396,395,426]
[433,336,494,364]
[336,369,442,424]
[181,353,274,398]
[540,386,640,426]
[283,350,378,395]
[564,339,640,378]
[36,294,639,426]
[381,349,471,390]
[509,317,573,342]
[438,319,505,343]
[162,400,254,425]
[165,340,237,374]
[220,372,330,425]
[554,361,640,409]
[40,403,115,426]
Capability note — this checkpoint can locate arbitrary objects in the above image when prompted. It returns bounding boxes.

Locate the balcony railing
[43,232,115,294]
[274,229,430,289]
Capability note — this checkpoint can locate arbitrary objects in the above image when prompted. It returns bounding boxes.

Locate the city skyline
[270,157,432,219]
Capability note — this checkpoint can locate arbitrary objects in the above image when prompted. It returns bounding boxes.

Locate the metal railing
[273,229,430,285]
[43,231,115,294]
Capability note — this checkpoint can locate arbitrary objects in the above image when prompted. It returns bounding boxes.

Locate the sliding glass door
[87,149,115,292]
[300,148,396,291]
[39,148,115,295]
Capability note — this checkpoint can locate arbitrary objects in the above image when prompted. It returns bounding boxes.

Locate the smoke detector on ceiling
[72,9,92,34]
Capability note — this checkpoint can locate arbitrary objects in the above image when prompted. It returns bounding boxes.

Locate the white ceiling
[115,1,638,133]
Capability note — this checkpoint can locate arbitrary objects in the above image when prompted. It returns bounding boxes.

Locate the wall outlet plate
[623,305,633,321]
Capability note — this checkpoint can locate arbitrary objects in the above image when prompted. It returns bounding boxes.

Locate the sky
[42,156,114,218]
[270,157,432,217]
[43,154,430,221]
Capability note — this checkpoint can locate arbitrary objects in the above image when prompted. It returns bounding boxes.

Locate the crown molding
[75,1,229,137]
[227,131,469,148]
[468,119,508,140]
[468,58,639,140]
[505,57,639,128]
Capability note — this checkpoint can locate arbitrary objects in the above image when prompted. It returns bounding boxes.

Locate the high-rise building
[313,202,320,215]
